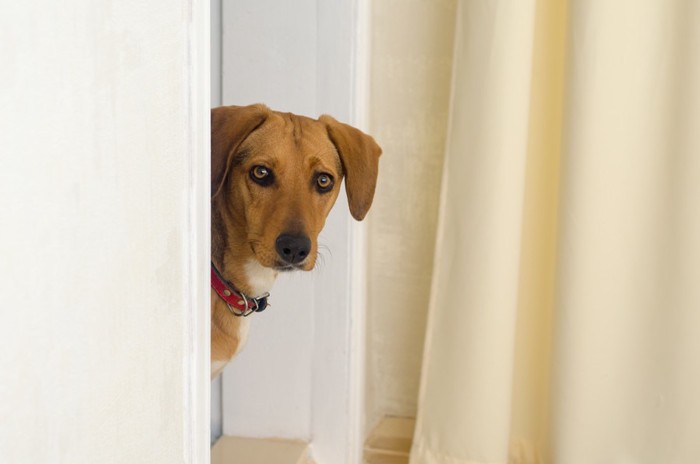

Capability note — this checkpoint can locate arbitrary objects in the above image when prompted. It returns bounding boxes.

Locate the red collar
[211,263,269,317]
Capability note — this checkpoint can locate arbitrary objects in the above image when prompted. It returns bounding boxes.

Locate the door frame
[184,0,211,461]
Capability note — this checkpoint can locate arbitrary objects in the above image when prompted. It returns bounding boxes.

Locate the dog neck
[212,197,277,298]
[211,197,277,373]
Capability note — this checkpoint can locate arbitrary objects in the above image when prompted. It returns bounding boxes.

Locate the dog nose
[275,234,311,265]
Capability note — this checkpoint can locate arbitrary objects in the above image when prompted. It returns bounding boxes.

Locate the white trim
[347,221,368,464]
[311,2,368,463]
[347,1,371,462]
[184,0,211,461]
[352,0,372,132]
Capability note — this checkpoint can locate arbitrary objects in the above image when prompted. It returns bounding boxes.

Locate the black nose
[275,234,311,265]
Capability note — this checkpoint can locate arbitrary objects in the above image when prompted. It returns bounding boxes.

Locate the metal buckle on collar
[225,292,270,317]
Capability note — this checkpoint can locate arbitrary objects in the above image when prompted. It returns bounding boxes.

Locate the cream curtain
[410,1,700,463]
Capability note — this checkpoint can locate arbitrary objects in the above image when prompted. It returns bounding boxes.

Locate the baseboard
[364,416,415,464]
[212,436,311,464]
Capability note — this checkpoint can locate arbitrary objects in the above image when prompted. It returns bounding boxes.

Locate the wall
[0,1,209,462]
[365,0,457,429]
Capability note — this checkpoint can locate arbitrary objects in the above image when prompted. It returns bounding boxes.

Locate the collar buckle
[227,292,270,317]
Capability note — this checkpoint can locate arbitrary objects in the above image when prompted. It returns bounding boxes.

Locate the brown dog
[211,104,382,378]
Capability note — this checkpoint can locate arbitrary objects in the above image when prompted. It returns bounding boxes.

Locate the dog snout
[275,234,311,265]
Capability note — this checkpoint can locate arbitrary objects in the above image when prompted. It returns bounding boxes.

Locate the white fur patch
[244,259,277,297]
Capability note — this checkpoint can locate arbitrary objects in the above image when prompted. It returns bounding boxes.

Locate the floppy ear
[320,115,382,221]
[211,104,269,198]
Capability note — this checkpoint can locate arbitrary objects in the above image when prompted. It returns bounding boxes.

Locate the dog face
[212,104,381,275]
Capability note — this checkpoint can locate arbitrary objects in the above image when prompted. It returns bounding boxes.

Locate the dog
[210,104,382,378]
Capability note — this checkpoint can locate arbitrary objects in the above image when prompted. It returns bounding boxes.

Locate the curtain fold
[410,1,700,463]
[411,1,538,462]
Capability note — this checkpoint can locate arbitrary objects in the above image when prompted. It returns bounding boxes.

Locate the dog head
[211,104,381,283]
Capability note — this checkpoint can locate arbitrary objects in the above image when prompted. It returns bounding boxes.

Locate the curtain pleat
[411,1,538,462]
[551,1,700,463]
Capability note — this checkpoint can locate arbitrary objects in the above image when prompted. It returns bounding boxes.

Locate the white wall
[0,1,210,462]
[218,1,367,463]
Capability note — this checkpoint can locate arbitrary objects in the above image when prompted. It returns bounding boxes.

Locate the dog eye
[250,165,274,186]
[316,173,334,192]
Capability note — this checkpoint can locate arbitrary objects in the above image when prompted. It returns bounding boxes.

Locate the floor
[364,417,415,464]
[212,436,311,464]
[210,415,415,464]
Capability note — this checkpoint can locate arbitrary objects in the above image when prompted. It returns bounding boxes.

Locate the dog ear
[320,115,382,221]
[211,104,269,198]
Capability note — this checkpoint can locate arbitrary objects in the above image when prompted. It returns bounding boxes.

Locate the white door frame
[1,0,211,462]
[185,0,211,461]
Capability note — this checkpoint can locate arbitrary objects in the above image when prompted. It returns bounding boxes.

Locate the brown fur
[211,104,381,371]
